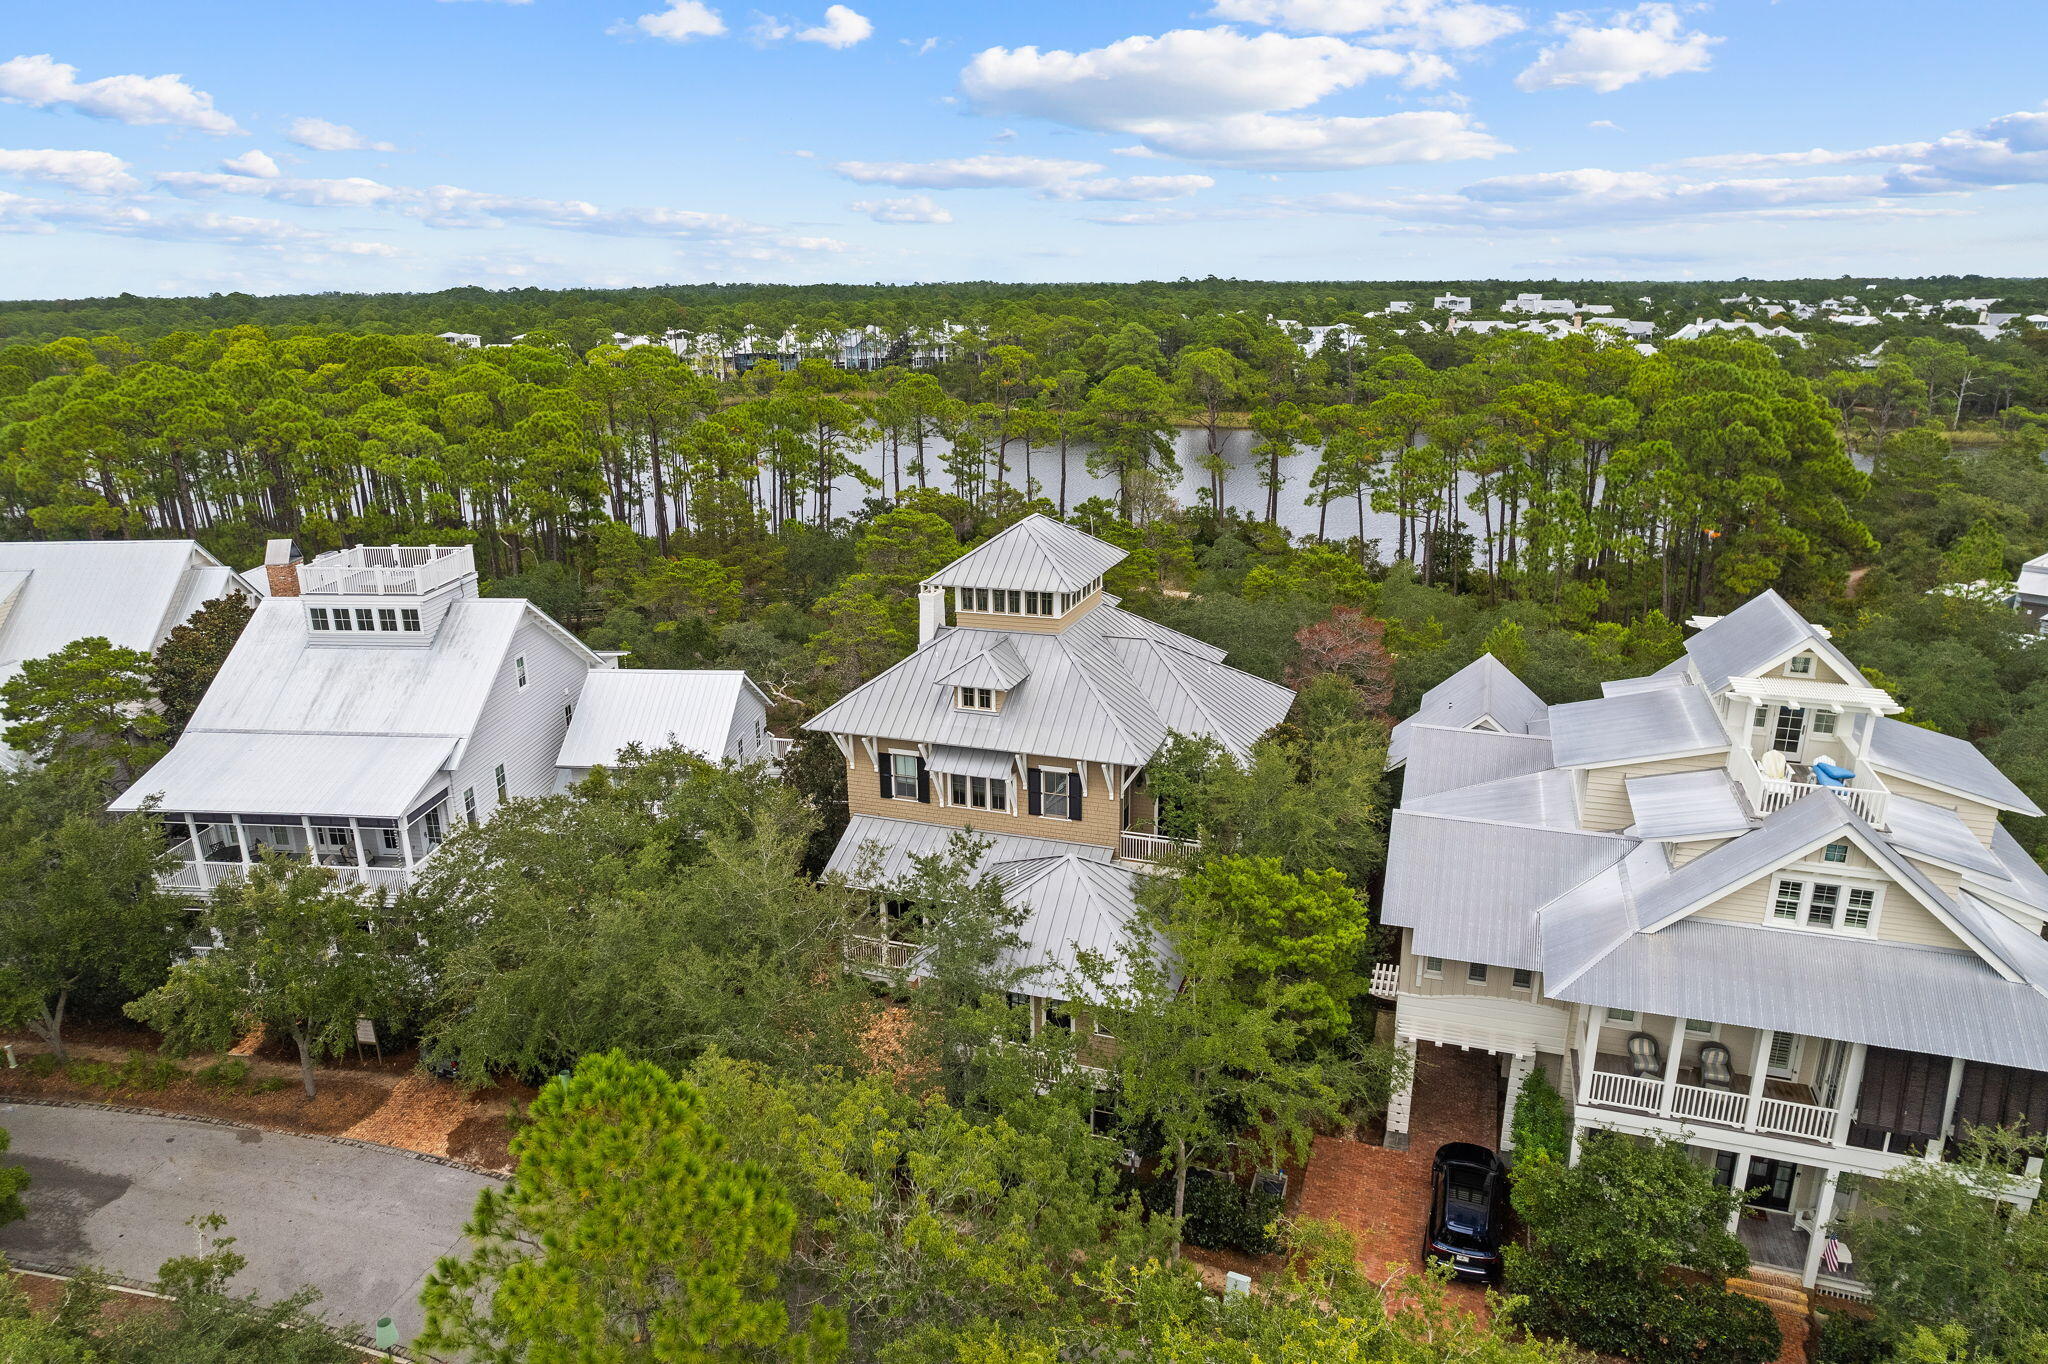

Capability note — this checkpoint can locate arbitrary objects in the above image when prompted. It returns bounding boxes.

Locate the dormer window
[1770,875,1879,935]
[331,608,354,632]
[1788,655,1814,676]
[1822,841,1849,864]
[378,608,398,631]
[956,686,998,712]
[1812,710,1837,735]
[309,607,330,631]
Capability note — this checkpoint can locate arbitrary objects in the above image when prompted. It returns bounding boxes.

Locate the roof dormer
[298,545,477,646]
[923,515,1125,635]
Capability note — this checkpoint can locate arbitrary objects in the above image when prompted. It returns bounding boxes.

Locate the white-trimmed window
[887,751,920,799]
[356,608,376,631]
[1685,1018,1718,1037]
[1772,706,1806,754]
[1043,999,1074,1033]
[1822,841,1850,864]
[1466,962,1489,985]
[309,607,331,631]
[515,655,528,689]
[463,788,478,824]
[1752,704,1768,730]
[494,763,508,802]
[1420,956,1444,980]
[1511,968,1534,992]
[1787,654,1814,676]
[1040,769,1074,819]
[331,608,354,632]
[1767,1032,1803,1078]
[401,608,421,632]
[1812,710,1838,736]
[378,608,399,631]
[1770,876,1879,935]
[949,774,1007,811]
[1604,1007,1638,1027]
[956,686,997,711]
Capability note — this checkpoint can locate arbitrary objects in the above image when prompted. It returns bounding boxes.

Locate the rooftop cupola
[297,544,477,645]
[922,514,1125,635]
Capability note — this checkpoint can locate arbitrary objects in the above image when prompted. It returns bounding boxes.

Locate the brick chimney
[262,538,302,597]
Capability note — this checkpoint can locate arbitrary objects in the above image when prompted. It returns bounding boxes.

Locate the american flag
[1821,1236,1846,1274]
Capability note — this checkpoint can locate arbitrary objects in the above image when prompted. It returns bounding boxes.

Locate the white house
[1377,593,2048,1300]
[435,332,483,349]
[111,544,769,896]
[1434,295,1473,312]
[555,668,773,788]
[1671,318,1808,346]
[1501,293,1579,315]
[0,539,251,754]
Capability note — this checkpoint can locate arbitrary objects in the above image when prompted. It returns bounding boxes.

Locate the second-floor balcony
[1587,1054,1838,1143]
[1728,741,1890,826]
[1116,830,1199,865]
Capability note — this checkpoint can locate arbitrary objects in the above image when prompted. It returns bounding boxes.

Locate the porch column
[1931,1055,1967,1162]
[1657,1014,1687,1117]
[300,816,318,867]
[348,818,369,884]
[1501,1053,1535,1152]
[1830,1043,1869,1146]
[229,814,254,867]
[185,815,212,896]
[1575,1005,1600,1109]
[1744,1030,1775,1131]
[1800,1167,1842,1288]
[1725,1150,1755,1233]
[1383,1030,1418,1152]
[400,817,417,874]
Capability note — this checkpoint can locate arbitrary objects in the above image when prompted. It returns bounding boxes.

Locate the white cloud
[616,0,727,42]
[0,190,400,256]
[0,54,241,134]
[1039,173,1215,201]
[1589,119,1622,131]
[1137,110,1508,169]
[221,149,280,178]
[285,117,395,152]
[0,147,137,194]
[851,194,953,223]
[1207,0,1524,49]
[796,5,872,47]
[959,27,1493,169]
[1516,4,1719,94]
[834,154,1106,188]
[904,36,940,56]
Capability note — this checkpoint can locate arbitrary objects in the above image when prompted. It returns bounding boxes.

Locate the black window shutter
[1027,767,1042,815]
[915,757,931,803]
[1069,779,1084,822]
[878,756,893,800]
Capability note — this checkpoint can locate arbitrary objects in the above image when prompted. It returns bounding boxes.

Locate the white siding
[723,684,771,762]
[450,609,595,821]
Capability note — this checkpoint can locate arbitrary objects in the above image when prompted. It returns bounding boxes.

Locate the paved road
[0,1102,495,1344]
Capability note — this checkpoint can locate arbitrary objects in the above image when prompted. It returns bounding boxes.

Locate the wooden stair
[1725,1267,1812,1364]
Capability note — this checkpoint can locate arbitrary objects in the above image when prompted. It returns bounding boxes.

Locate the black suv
[1422,1142,1508,1281]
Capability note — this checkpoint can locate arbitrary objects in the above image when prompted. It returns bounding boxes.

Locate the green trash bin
[374,1316,398,1351]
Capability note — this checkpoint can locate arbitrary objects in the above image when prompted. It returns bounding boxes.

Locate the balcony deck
[1584,1053,1836,1142]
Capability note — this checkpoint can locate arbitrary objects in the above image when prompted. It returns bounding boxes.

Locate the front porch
[158,801,449,897]
[1587,1051,1837,1143]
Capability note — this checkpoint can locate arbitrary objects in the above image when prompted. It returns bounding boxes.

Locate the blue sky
[3,0,2045,296]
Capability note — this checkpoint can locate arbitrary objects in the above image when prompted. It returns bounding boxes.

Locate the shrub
[193,1058,251,1091]
[24,1054,60,1079]
[251,1076,289,1094]
[115,1051,182,1091]
[67,1059,120,1090]
[1811,1311,1895,1364]
[1144,1170,1283,1255]
[1509,1065,1569,1161]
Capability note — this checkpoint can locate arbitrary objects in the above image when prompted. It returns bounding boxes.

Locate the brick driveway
[1294,1042,1504,1298]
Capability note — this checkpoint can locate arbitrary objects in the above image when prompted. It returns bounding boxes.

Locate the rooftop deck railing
[299,545,473,597]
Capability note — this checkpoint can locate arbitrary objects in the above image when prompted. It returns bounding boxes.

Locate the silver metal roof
[923,514,1126,594]
[821,815,1150,998]
[110,731,454,819]
[1624,769,1754,840]
[1399,725,1555,801]
[1390,654,1547,766]
[1981,824,2048,916]
[1884,795,2008,877]
[927,744,1012,780]
[1381,810,1631,970]
[1406,768,1581,831]
[556,669,763,769]
[1548,679,1728,768]
[933,638,1030,691]
[1681,590,1868,694]
[1866,716,2043,815]
[804,599,1293,765]
[0,539,240,674]
[1547,917,2048,1072]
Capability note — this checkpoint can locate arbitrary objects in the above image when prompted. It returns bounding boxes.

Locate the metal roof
[1866,716,2043,815]
[1680,590,1868,694]
[0,539,238,670]
[1405,768,1581,831]
[803,599,1293,766]
[1390,654,1548,766]
[556,669,762,769]
[927,745,1013,780]
[182,596,552,740]
[110,732,454,819]
[933,638,1031,691]
[824,814,1114,884]
[1546,917,2048,1072]
[1548,680,1728,768]
[1979,824,2048,916]
[1723,674,1899,714]
[1884,795,2008,877]
[923,514,1126,594]
[1624,769,1754,840]
[1399,725,1555,801]
[1381,810,1632,970]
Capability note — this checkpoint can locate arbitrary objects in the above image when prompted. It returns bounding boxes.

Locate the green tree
[1,637,164,788]
[418,1050,843,1364]
[0,1126,27,1228]
[126,860,419,1097]
[1508,1066,1570,1160]
[148,593,255,738]
[1168,855,1373,1041]
[1505,1133,1779,1364]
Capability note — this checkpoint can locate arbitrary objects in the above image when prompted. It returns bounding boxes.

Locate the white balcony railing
[1369,962,1401,1000]
[298,545,473,597]
[1757,1095,1837,1141]
[1672,1082,1752,1128]
[1117,831,1199,864]
[1586,1069,1663,1113]
[165,860,415,897]
[1758,777,1887,827]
